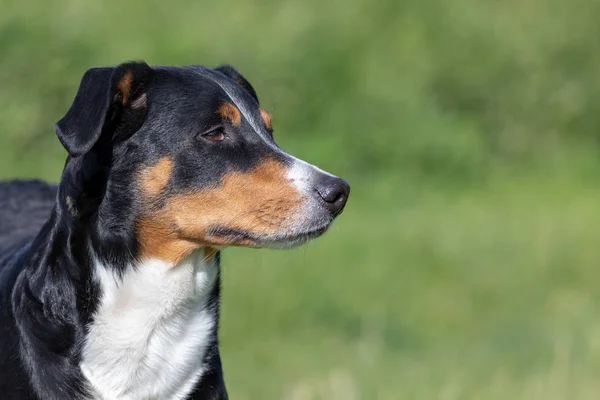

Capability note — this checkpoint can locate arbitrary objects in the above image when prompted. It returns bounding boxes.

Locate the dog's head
[55,61,349,264]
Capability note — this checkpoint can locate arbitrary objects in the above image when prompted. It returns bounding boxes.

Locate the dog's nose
[314,175,350,216]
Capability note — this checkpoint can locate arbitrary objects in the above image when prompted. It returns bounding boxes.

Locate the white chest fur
[81,250,219,400]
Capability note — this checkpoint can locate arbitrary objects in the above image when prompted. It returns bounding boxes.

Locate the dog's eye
[202,129,225,141]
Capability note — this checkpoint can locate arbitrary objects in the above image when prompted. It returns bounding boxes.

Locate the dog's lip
[206,223,332,247]
[290,224,330,240]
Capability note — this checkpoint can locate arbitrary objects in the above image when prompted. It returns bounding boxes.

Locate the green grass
[3,0,600,398]
[221,172,600,399]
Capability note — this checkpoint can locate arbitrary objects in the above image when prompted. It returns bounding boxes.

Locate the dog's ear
[214,65,259,104]
[55,61,153,157]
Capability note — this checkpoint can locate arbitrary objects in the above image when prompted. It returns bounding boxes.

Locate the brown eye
[203,129,225,141]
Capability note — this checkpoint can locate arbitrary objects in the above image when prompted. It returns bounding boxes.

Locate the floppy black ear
[214,65,259,104]
[55,61,153,157]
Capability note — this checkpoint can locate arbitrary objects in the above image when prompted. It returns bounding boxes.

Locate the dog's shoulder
[0,180,58,399]
[0,180,56,255]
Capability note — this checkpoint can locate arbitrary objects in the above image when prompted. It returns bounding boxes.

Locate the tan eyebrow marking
[217,102,241,126]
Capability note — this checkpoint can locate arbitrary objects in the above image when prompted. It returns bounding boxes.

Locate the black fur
[0,62,269,399]
[0,61,349,399]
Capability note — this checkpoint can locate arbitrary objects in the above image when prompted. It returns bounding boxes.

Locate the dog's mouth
[206,223,332,249]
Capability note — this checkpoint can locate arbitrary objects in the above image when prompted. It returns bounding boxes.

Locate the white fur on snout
[272,158,339,243]
[211,70,340,244]
[286,158,337,196]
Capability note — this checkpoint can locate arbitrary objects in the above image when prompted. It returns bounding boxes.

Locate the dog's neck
[11,159,229,399]
[14,207,227,399]
[80,248,223,399]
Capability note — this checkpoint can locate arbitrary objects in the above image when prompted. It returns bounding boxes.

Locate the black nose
[314,175,350,216]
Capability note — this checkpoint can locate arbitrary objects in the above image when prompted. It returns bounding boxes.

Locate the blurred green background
[3,0,600,398]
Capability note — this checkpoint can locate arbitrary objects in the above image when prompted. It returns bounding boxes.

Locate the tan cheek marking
[217,102,241,126]
[166,158,302,241]
[136,158,303,263]
[117,70,133,104]
[139,157,174,196]
[259,108,272,131]
[137,157,187,263]
[137,218,198,265]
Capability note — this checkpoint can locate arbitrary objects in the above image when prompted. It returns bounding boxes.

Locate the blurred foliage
[3,0,600,398]
[3,0,600,180]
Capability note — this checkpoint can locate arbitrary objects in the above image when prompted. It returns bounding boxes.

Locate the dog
[0,62,350,399]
